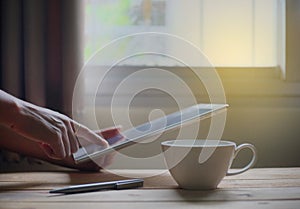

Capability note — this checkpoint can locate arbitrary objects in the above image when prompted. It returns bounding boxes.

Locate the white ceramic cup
[161,139,257,190]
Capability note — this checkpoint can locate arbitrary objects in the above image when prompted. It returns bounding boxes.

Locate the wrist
[0,91,23,127]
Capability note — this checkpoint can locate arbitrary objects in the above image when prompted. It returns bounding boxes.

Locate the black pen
[49,179,144,194]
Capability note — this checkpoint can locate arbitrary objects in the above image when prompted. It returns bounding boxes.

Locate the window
[83,0,285,69]
[76,0,300,170]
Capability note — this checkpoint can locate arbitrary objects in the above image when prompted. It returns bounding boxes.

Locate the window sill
[217,67,300,97]
[84,65,300,98]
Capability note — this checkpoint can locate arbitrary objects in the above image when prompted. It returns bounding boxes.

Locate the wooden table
[1,168,300,209]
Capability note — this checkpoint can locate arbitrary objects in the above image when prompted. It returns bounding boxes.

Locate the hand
[0,90,121,170]
[0,123,123,171]
[52,126,124,171]
[10,99,108,160]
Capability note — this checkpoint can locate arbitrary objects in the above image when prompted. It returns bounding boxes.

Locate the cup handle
[226,143,257,176]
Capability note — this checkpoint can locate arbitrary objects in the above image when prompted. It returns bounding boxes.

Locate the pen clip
[115,179,144,190]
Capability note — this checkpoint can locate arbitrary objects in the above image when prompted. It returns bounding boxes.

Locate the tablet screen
[73,103,228,163]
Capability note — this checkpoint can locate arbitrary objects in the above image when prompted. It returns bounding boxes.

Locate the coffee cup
[161,139,257,190]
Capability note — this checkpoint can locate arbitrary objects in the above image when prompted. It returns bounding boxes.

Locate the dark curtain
[0,0,83,116]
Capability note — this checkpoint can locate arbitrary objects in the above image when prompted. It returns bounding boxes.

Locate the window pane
[83,0,282,67]
[84,0,168,64]
[202,0,253,66]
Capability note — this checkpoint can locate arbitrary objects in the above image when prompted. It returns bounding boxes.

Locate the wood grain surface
[1,168,300,209]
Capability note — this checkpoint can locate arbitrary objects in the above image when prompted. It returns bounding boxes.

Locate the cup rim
[161,139,236,148]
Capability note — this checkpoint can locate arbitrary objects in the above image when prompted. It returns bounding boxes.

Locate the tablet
[73,103,228,163]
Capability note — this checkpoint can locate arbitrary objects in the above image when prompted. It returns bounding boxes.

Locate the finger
[49,126,68,158]
[73,121,109,148]
[11,102,71,159]
[54,119,71,157]
[27,113,70,158]
[16,113,67,159]
[35,111,72,158]
[66,120,79,153]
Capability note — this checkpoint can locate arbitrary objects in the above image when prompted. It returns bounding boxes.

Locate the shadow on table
[174,188,232,202]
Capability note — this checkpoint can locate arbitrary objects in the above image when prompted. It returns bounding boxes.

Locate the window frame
[285,0,300,82]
